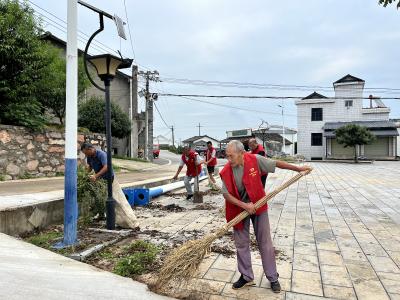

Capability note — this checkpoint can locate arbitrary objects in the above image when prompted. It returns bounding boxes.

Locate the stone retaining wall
[0,125,106,180]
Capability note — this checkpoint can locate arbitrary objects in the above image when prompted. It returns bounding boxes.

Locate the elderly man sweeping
[173,146,204,200]
[220,140,311,292]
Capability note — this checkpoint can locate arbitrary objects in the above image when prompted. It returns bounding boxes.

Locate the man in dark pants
[81,142,114,182]
[220,140,311,293]
[249,138,267,187]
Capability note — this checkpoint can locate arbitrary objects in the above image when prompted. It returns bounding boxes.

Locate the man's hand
[243,202,256,215]
[297,165,312,172]
[89,175,97,182]
[172,175,178,181]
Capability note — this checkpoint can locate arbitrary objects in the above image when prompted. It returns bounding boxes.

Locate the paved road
[153,150,182,166]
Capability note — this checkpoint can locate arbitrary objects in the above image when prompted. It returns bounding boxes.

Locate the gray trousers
[233,210,278,282]
[184,175,199,195]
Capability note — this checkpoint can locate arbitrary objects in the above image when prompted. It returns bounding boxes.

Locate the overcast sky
[30,0,400,142]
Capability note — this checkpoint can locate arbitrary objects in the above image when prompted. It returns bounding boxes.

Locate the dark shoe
[271,280,281,293]
[186,194,193,200]
[232,274,255,290]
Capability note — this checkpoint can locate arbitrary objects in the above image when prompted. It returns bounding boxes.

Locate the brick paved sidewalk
[138,161,400,300]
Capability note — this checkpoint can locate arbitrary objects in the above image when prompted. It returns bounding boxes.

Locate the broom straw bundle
[155,169,312,289]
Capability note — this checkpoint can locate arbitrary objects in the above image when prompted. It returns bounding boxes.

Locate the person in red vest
[173,146,203,200]
[248,138,268,188]
[220,140,311,293]
[204,141,218,189]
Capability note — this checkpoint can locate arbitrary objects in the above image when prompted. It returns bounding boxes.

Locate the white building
[182,135,220,149]
[296,74,398,160]
[153,134,172,147]
[253,125,298,156]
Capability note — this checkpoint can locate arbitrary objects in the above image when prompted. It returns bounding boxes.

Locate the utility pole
[138,70,159,161]
[171,125,175,147]
[278,100,286,154]
[197,123,202,136]
[130,65,138,158]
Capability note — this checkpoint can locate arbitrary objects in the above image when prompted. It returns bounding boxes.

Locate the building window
[311,108,323,121]
[311,133,323,146]
[345,100,353,108]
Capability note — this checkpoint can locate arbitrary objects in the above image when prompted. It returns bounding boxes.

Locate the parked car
[153,144,160,158]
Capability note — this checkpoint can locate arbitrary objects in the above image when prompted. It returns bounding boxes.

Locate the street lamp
[278,101,286,154]
[81,1,132,230]
[87,54,132,230]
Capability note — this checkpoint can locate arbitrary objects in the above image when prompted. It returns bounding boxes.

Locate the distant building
[182,135,220,149]
[223,128,292,156]
[296,74,398,160]
[154,134,172,147]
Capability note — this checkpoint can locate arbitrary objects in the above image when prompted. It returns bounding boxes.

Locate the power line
[27,0,120,56]
[160,77,400,94]
[162,94,298,117]
[154,102,171,129]
[122,0,136,60]
[159,93,400,100]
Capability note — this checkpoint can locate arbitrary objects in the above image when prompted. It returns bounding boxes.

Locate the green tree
[78,96,131,139]
[38,45,89,125]
[335,124,376,163]
[379,0,400,8]
[0,0,50,129]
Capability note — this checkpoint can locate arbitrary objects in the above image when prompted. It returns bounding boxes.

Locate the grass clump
[26,231,62,249]
[113,240,159,277]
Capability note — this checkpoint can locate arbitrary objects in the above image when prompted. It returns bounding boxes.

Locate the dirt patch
[193,203,218,210]
[145,203,186,212]
[210,244,235,256]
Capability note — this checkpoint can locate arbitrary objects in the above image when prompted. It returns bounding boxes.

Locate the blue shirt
[87,149,114,180]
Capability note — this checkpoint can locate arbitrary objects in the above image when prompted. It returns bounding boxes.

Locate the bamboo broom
[155,168,312,289]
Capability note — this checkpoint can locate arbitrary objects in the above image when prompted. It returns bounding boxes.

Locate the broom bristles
[155,169,312,289]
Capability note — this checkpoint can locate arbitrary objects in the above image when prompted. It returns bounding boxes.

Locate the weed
[26,231,62,249]
[114,240,159,277]
[0,174,5,181]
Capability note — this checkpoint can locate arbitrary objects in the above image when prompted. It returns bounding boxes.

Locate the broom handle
[223,169,312,231]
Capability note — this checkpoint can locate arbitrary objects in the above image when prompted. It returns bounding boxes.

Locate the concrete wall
[0,125,105,180]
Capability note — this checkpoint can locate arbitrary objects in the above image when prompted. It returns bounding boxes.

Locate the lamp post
[80,2,132,229]
[87,54,131,229]
[278,101,286,154]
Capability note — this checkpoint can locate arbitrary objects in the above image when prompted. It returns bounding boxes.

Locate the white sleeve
[196,154,203,165]
[179,158,185,167]
[211,149,216,158]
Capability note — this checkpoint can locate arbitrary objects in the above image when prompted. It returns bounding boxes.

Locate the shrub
[113,240,159,277]
[78,96,131,139]
[77,165,107,224]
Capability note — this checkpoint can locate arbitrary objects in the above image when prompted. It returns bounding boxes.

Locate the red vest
[220,153,267,230]
[206,147,217,166]
[251,144,267,176]
[251,144,265,156]
[182,151,202,177]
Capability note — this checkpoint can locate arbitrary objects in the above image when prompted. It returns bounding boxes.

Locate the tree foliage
[379,0,400,8]
[38,46,89,125]
[0,0,89,128]
[0,0,51,128]
[335,124,376,162]
[78,96,131,139]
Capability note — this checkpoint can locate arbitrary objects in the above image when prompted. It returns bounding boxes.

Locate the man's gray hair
[227,140,245,152]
